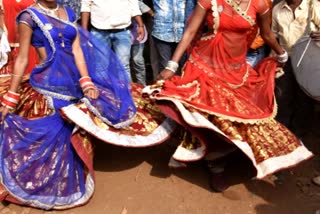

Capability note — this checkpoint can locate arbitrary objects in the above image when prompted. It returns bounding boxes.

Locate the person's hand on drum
[310,31,320,41]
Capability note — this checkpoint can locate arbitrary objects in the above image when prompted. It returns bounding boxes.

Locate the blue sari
[0,6,136,209]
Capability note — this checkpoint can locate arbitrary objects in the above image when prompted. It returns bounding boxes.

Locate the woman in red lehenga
[144,0,313,191]
[0,0,37,75]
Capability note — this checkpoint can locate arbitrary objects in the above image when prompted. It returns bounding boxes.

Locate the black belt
[92,26,129,33]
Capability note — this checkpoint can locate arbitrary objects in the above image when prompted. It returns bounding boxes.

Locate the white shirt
[272,0,320,54]
[81,0,141,30]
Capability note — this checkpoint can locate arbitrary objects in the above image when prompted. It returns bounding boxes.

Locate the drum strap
[296,0,313,67]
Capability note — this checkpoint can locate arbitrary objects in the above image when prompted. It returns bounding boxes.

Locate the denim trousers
[91,28,132,81]
[131,43,146,85]
[246,45,268,67]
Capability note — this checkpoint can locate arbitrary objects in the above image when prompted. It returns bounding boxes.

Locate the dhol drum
[291,36,320,102]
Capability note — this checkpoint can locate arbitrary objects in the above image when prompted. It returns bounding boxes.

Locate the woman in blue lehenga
[0,0,174,210]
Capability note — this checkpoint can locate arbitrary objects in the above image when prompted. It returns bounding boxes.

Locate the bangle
[1,90,20,110]
[277,50,288,63]
[11,73,23,78]
[79,76,91,84]
[79,76,96,93]
[165,60,179,73]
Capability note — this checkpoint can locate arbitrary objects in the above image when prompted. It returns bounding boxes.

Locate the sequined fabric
[0,77,94,209]
[150,0,313,177]
[209,116,300,164]
[60,84,175,147]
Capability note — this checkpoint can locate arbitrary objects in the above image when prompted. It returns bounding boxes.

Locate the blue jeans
[91,28,132,81]
[246,45,268,67]
[131,43,146,85]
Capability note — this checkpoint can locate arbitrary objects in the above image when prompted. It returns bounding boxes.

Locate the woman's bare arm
[157,4,208,80]
[8,23,32,92]
[1,23,32,122]
[72,28,99,99]
[258,10,284,55]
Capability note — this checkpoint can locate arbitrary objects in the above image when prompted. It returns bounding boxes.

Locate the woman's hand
[310,31,320,41]
[85,88,99,99]
[0,106,10,124]
[156,69,175,81]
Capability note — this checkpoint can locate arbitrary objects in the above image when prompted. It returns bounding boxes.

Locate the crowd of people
[0,0,318,210]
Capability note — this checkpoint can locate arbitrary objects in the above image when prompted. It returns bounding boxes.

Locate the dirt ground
[0,110,319,214]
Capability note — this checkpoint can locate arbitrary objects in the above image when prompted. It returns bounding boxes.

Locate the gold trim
[153,94,278,125]
[225,0,255,26]
[188,56,250,89]
[211,0,220,35]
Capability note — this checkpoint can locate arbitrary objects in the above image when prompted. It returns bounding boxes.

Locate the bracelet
[276,50,288,63]
[11,73,23,78]
[77,61,87,65]
[79,76,96,93]
[165,60,179,73]
[1,90,20,110]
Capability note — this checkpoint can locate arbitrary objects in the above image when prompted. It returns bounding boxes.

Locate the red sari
[0,0,37,75]
[148,0,313,178]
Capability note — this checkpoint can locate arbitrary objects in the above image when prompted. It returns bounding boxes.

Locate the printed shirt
[272,0,320,55]
[81,0,141,30]
[152,0,197,42]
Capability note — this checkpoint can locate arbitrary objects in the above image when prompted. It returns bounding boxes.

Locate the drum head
[291,37,320,102]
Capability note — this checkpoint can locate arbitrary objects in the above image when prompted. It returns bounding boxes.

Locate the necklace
[37,2,59,16]
[38,2,65,48]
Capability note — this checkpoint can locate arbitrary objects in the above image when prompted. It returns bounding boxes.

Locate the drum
[291,36,320,102]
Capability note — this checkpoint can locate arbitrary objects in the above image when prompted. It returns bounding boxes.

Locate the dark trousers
[152,36,187,77]
[275,59,315,138]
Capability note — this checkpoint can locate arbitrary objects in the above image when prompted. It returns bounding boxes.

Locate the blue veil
[20,7,136,128]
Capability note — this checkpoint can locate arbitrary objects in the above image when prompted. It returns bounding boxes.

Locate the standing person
[271,0,320,188]
[0,0,137,209]
[151,0,197,77]
[0,0,37,75]
[141,0,160,81]
[130,0,153,85]
[144,0,313,192]
[80,0,145,81]
[272,0,320,139]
